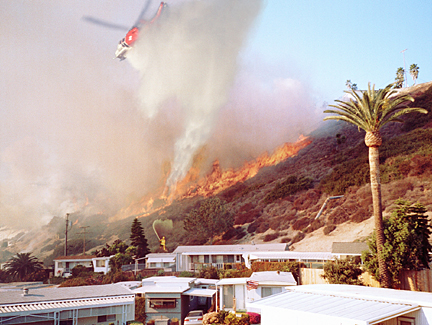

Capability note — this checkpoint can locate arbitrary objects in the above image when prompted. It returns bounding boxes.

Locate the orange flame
[176,135,311,199]
[113,135,312,219]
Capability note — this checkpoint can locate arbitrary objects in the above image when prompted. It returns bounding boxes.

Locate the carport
[183,288,217,314]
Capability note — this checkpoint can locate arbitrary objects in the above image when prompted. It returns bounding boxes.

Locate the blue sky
[249,0,432,101]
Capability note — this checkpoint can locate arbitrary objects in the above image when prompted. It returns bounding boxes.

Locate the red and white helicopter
[83,1,166,61]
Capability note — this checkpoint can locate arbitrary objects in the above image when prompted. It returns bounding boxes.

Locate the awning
[147,257,175,263]
[182,288,216,297]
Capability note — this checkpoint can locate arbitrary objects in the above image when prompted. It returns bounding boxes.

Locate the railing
[188,262,239,271]
[121,263,146,272]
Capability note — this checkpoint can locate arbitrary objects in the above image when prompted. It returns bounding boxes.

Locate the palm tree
[4,252,44,281]
[409,64,419,85]
[324,82,428,288]
[395,67,405,88]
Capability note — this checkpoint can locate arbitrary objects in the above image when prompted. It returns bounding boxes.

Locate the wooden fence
[299,267,432,292]
[397,269,432,291]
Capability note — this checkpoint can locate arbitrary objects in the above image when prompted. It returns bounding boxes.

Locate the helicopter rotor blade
[81,16,129,31]
[133,0,152,27]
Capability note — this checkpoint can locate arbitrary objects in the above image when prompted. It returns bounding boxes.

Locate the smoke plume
[128,0,263,191]
[0,0,322,231]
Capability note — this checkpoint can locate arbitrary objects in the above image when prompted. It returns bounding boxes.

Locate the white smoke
[0,0,323,231]
[128,0,263,189]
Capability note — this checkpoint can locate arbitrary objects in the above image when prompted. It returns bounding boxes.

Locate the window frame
[398,316,415,325]
[149,298,176,309]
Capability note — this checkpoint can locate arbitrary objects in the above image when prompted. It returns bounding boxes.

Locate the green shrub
[264,176,313,203]
[280,236,291,243]
[292,217,311,231]
[291,232,305,244]
[262,232,279,242]
[178,271,195,277]
[321,257,363,285]
[198,266,219,279]
[251,261,300,280]
[135,297,146,323]
[320,129,432,195]
[224,313,250,325]
[323,225,336,235]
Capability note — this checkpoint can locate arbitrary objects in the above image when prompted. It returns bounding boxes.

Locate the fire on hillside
[113,135,312,220]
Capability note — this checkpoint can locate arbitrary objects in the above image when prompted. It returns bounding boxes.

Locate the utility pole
[78,226,90,254]
[401,49,408,87]
[64,213,70,256]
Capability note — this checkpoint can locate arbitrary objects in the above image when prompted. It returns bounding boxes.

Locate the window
[222,285,234,308]
[97,314,115,322]
[261,287,282,298]
[60,321,72,325]
[224,255,234,263]
[97,315,107,322]
[149,298,176,308]
[57,262,63,268]
[398,317,415,325]
[96,259,106,267]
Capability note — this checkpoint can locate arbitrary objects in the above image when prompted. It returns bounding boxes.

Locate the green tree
[130,218,150,258]
[324,82,428,287]
[183,197,233,244]
[110,239,128,254]
[346,80,358,91]
[395,67,405,88]
[4,252,44,281]
[135,297,146,323]
[362,200,432,287]
[198,266,219,279]
[109,252,134,271]
[409,64,419,85]
[321,257,363,285]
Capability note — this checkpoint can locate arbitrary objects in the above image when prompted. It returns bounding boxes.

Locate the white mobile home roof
[0,283,132,305]
[291,284,432,307]
[248,288,420,325]
[183,288,216,297]
[0,284,134,314]
[132,285,189,294]
[217,272,296,286]
[249,251,334,261]
[173,244,288,254]
[250,271,297,285]
[217,278,248,285]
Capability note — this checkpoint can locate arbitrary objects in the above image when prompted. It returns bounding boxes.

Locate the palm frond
[324,82,428,134]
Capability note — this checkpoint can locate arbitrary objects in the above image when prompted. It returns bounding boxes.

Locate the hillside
[3,82,432,266]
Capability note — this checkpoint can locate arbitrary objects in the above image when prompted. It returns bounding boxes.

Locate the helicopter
[83,1,166,61]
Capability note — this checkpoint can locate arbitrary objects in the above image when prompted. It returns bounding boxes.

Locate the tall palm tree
[395,67,405,88]
[409,64,419,85]
[324,83,428,288]
[4,252,43,281]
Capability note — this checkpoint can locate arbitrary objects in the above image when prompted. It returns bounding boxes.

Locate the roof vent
[22,288,29,296]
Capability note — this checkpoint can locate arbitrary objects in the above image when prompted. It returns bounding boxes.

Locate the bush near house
[321,257,363,285]
[135,297,146,324]
[246,312,261,324]
[204,310,250,325]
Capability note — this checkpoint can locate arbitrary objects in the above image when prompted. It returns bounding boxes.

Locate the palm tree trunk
[368,146,392,288]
